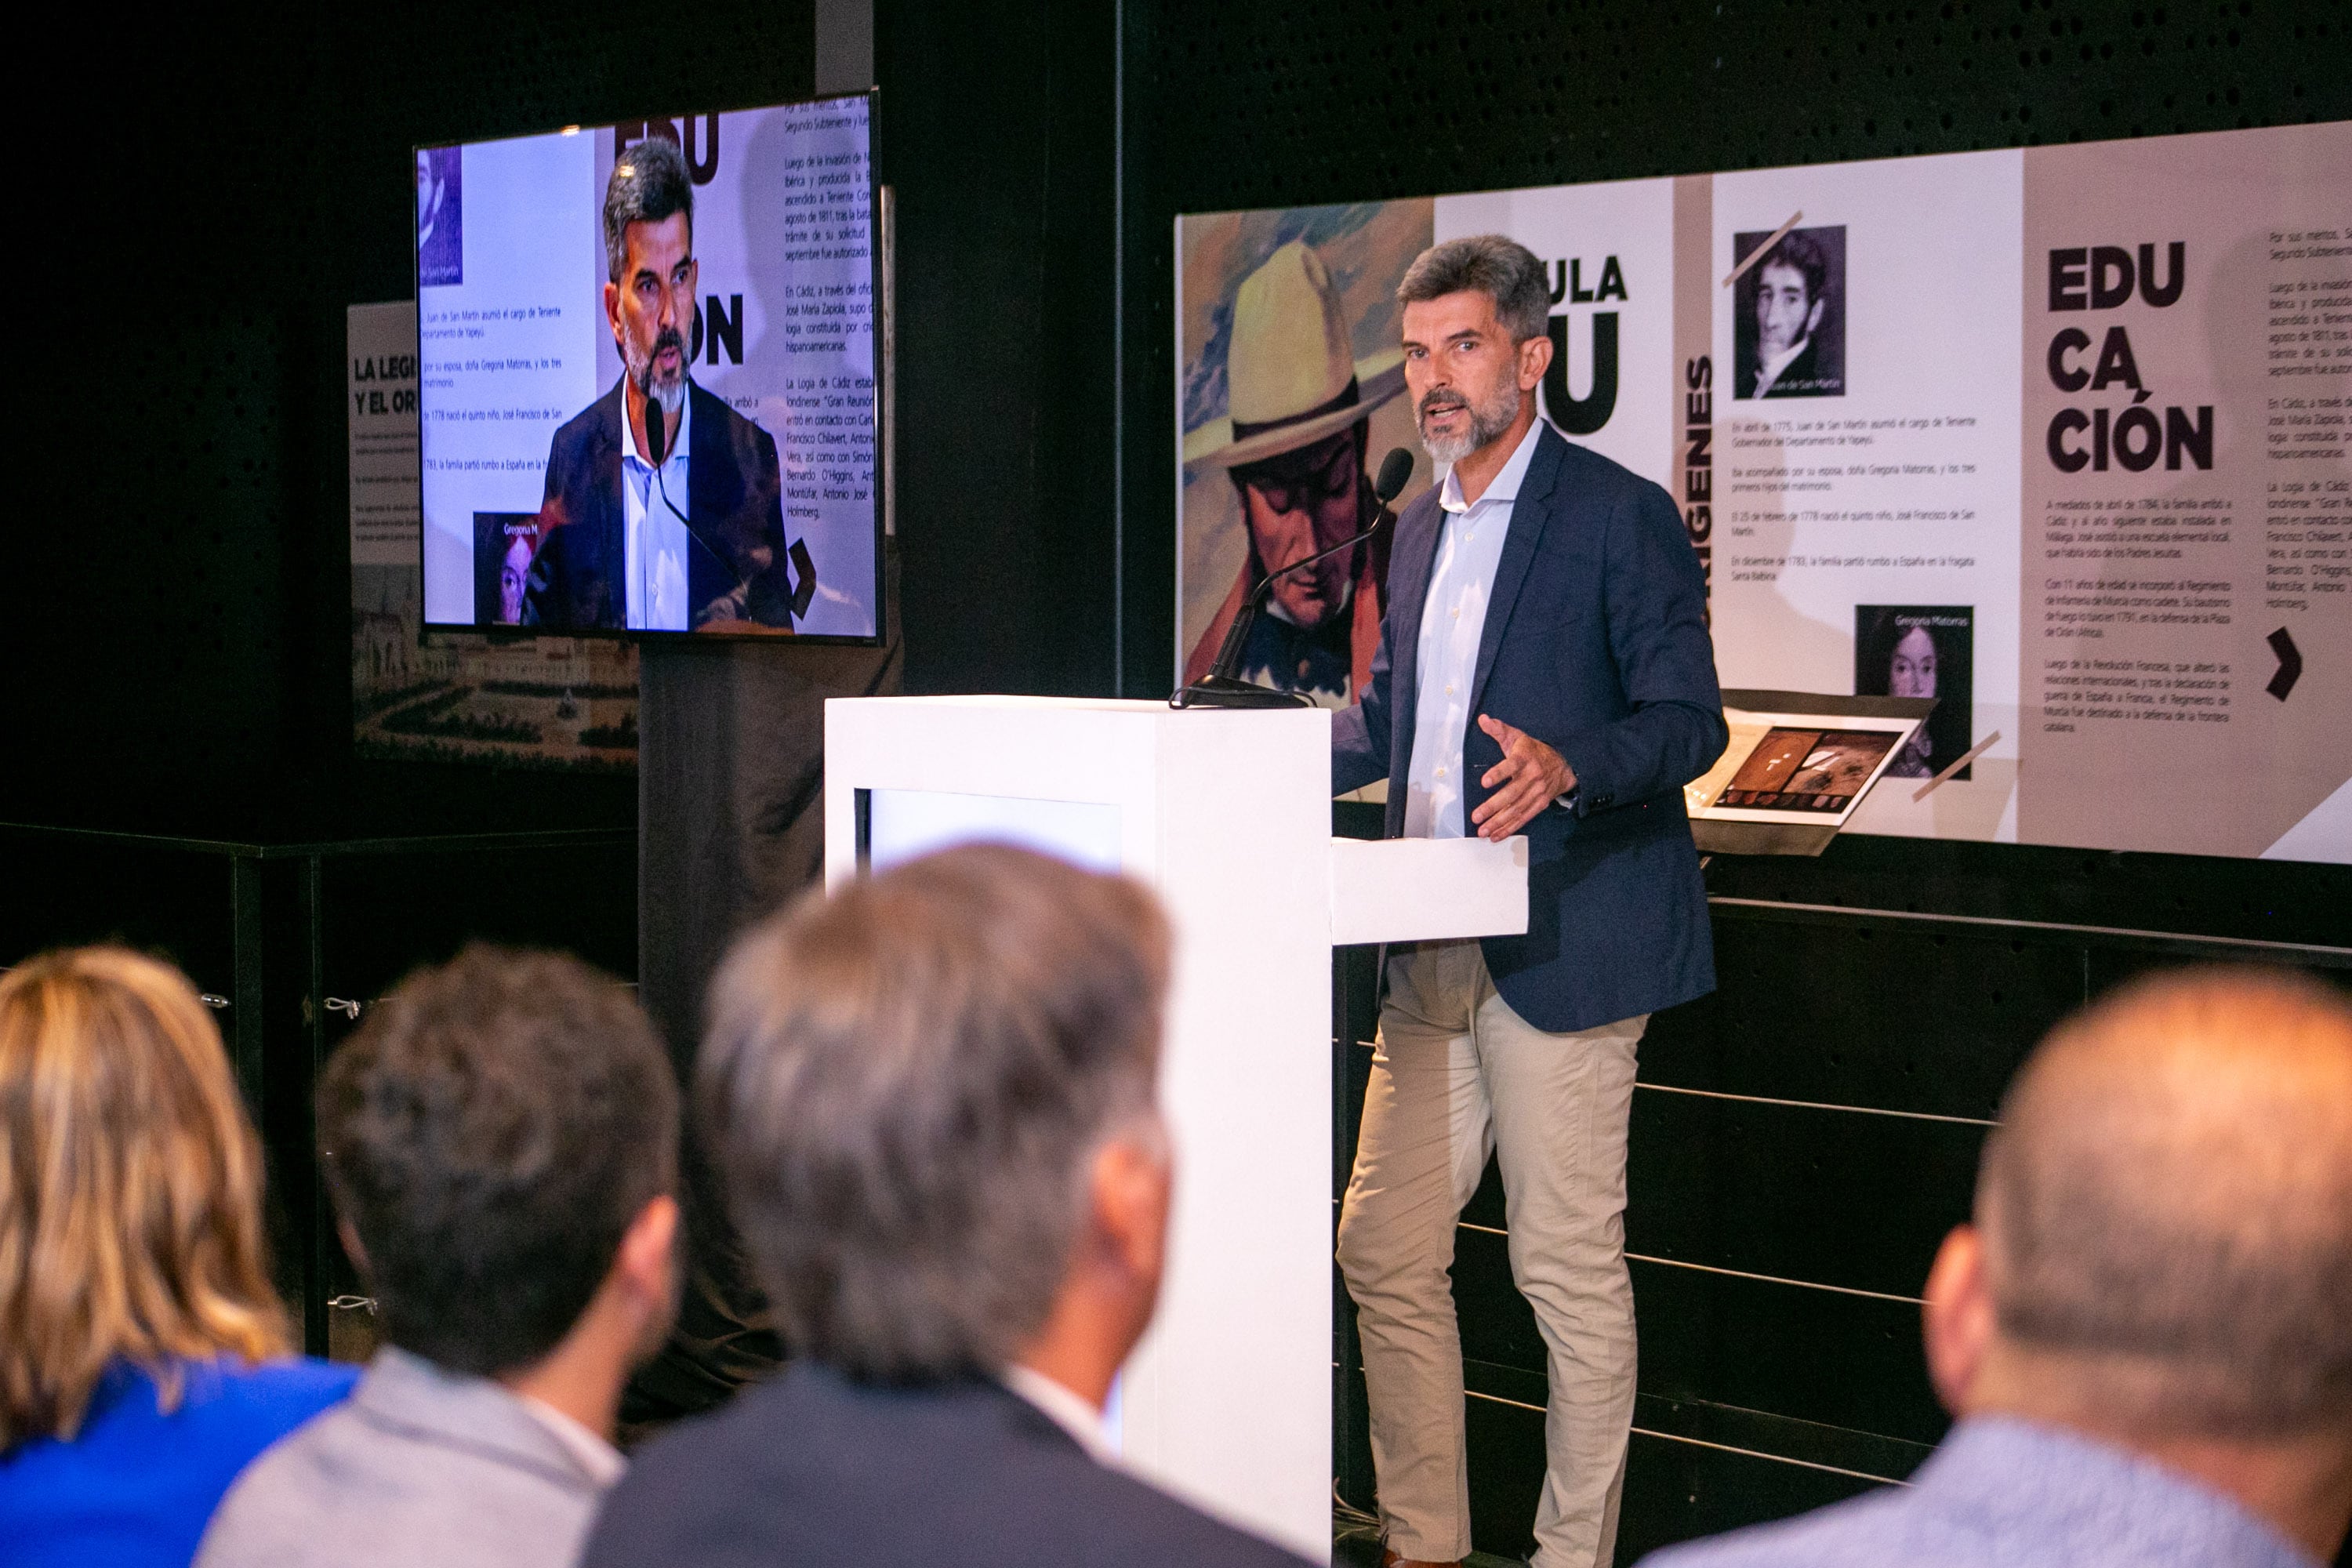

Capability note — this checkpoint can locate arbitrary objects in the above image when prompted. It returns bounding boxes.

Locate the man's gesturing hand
[1470,714,1576,841]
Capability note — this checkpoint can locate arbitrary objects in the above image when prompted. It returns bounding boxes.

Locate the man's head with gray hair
[602,136,699,416]
[1964,967,2352,1434]
[604,136,694,286]
[1924,966,2352,1555]
[1396,234,1551,347]
[1395,234,1555,466]
[699,844,1174,1382]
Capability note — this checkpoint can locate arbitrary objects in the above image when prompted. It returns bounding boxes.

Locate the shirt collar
[620,380,692,470]
[1755,335,1811,396]
[356,1347,619,1492]
[1439,416,1545,514]
[514,1392,626,1488]
[1000,1364,1116,1464]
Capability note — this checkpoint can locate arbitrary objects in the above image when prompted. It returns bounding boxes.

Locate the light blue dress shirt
[1403,419,1546,840]
[1639,1416,2320,1568]
[621,389,692,631]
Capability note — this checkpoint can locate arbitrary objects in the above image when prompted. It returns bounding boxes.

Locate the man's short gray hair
[1397,234,1551,345]
[699,844,1173,1381]
[1980,967,2352,1437]
[604,136,694,284]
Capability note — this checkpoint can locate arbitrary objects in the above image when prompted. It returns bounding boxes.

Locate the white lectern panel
[1328,836,1530,946]
[825,697,1332,1559]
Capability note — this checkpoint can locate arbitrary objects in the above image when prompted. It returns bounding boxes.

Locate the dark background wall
[20,0,834,833]
[879,0,1119,695]
[13,0,1123,836]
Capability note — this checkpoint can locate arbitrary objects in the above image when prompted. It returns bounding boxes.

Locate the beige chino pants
[1337,939,1644,1568]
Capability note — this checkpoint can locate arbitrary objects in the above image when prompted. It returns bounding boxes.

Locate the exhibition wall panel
[1122,1,2352,726]
[1176,124,2350,858]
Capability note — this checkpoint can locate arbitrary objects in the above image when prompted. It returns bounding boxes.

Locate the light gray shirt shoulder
[195,1348,615,1568]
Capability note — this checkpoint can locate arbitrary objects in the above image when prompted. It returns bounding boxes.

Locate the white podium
[824,696,1526,1559]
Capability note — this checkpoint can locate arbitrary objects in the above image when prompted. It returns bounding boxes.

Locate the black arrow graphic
[2267,627,2303,702]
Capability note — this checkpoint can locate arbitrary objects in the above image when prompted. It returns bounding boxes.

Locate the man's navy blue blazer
[578,1363,1312,1568]
[1333,421,1728,1033]
[522,377,810,632]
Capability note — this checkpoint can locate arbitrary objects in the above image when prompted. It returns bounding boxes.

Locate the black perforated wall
[19,2,817,830]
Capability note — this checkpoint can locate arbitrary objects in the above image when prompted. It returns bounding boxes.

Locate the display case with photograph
[1683,690,1933,854]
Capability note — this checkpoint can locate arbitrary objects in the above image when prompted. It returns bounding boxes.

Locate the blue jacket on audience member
[0,1356,356,1568]
[1334,421,1728,1033]
[579,1361,1312,1567]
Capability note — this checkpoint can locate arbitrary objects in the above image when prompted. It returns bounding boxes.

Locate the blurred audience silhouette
[0,947,357,1568]
[1643,967,2352,1568]
[198,946,681,1568]
[11,924,2346,1568]
[580,844,1312,1567]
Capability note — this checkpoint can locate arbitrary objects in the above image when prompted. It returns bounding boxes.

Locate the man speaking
[524,136,808,633]
[1332,236,1726,1568]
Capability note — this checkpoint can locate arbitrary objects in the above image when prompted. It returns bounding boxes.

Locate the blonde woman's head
[1,947,287,1446]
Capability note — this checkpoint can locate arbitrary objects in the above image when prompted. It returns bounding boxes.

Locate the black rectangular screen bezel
[410,86,887,648]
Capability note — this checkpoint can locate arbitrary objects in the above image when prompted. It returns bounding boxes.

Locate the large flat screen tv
[416,92,881,641]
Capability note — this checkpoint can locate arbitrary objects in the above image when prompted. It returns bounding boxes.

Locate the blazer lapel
[1385,488,1449,791]
[587,376,626,488]
[590,379,628,616]
[1468,423,1566,717]
[685,380,724,511]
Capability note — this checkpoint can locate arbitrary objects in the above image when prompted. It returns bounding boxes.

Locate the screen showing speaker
[416,93,880,642]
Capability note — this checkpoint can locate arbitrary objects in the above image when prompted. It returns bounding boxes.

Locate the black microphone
[1172,446,1414,710]
[644,394,670,465]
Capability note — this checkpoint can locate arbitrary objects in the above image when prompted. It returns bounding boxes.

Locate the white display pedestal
[824,696,1526,1559]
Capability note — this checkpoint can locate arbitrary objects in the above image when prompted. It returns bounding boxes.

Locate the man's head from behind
[318,946,681,1377]
[702,844,1174,1387]
[1396,234,1552,466]
[603,136,697,413]
[1926,967,2352,1548]
[1753,231,1828,361]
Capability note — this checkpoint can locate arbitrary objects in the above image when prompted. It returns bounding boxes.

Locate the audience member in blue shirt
[1642,967,2352,1568]
[0,946,357,1568]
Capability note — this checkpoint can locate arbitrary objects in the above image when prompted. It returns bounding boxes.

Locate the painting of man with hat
[1180,205,1433,706]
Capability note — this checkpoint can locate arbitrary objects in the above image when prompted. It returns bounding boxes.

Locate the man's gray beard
[634,362,688,414]
[628,337,690,412]
[1417,382,1522,465]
